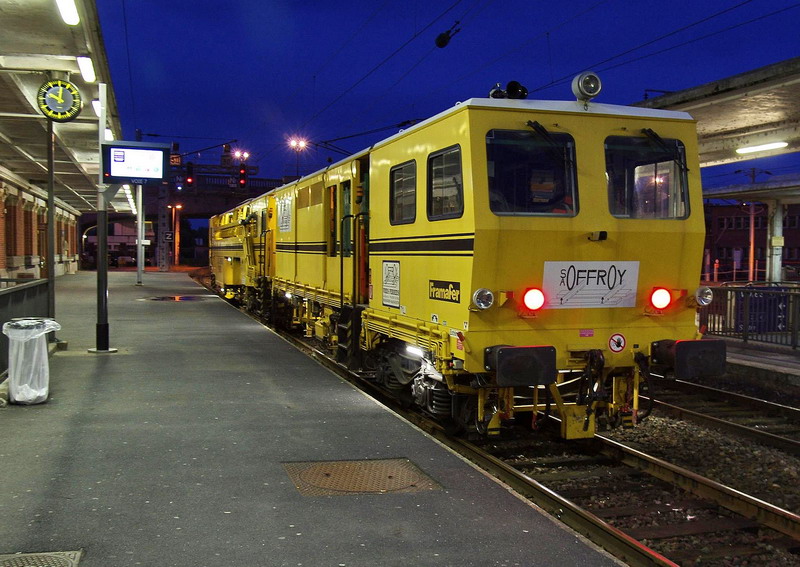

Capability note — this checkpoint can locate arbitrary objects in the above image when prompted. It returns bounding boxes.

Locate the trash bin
[2,317,61,404]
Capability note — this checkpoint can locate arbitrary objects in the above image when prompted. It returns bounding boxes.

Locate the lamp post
[289,138,307,177]
[167,204,182,265]
[736,168,771,282]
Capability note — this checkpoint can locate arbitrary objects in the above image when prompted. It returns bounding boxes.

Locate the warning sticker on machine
[542,261,639,309]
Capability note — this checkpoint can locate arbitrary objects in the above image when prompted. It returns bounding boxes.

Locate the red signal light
[649,288,672,310]
[522,288,545,311]
[238,163,247,187]
[185,162,195,187]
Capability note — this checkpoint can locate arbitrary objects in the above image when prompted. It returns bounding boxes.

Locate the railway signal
[185,162,195,187]
[237,162,247,188]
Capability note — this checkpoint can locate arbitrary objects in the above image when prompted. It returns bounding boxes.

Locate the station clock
[37,79,82,122]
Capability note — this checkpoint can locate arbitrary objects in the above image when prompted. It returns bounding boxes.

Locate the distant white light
[736,141,788,155]
[56,0,80,25]
[123,185,137,215]
[92,99,101,117]
[77,56,96,83]
[104,128,114,141]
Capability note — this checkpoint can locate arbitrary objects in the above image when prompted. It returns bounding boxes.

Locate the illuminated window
[390,161,416,225]
[606,135,689,219]
[486,129,577,216]
[428,146,463,220]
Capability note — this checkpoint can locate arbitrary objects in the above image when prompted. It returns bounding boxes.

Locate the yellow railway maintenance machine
[210,74,725,439]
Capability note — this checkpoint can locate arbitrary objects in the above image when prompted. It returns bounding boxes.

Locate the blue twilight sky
[95,0,800,186]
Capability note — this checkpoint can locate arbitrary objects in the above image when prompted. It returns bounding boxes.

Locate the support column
[0,187,7,274]
[766,199,785,283]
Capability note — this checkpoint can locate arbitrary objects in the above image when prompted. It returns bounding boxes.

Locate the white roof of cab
[458,97,694,120]
[272,98,694,191]
[371,98,694,153]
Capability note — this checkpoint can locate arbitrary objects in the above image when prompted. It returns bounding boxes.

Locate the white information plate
[542,261,640,309]
[382,261,400,308]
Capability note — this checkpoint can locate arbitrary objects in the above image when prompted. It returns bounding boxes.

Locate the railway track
[293,336,800,565]
[647,378,800,456]
[473,427,800,566]
[207,286,800,566]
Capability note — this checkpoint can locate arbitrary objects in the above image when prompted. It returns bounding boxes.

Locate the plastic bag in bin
[2,318,61,404]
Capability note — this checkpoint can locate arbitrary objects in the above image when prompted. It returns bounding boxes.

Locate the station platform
[0,271,621,567]
[724,339,800,389]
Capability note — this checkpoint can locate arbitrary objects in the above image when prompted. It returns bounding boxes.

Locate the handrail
[700,285,800,349]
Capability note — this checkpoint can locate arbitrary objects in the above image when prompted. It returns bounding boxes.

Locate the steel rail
[423,427,678,567]
[656,378,800,421]
[594,433,800,541]
[646,396,800,456]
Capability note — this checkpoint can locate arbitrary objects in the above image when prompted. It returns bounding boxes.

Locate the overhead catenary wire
[253,1,465,165]
[282,1,392,108]
[528,0,760,94]
[297,0,465,131]
[431,0,610,97]
[574,2,800,92]
[121,0,137,132]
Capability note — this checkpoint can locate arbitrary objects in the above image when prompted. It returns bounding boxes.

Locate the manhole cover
[283,458,441,496]
[0,551,81,567]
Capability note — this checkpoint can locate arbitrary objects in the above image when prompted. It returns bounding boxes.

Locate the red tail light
[522,288,545,311]
[650,288,672,310]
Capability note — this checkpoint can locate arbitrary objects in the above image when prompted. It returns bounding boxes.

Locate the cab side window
[390,161,416,225]
[428,146,463,220]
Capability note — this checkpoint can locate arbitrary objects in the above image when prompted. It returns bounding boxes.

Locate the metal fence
[0,279,49,375]
[700,284,800,349]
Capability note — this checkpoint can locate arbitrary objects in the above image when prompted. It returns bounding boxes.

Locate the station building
[0,180,80,280]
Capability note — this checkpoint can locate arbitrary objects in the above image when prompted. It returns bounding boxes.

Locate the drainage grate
[0,551,82,567]
[283,458,441,496]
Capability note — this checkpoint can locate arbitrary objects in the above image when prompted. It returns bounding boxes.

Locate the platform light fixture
[77,56,96,83]
[56,0,80,25]
[736,141,788,155]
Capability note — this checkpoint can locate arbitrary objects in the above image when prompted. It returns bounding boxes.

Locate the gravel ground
[694,373,800,408]
[606,416,800,565]
[606,416,800,513]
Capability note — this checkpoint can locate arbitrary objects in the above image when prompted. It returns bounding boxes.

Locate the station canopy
[0,2,798,214]
[635,56,800,168]
[0,0,124,213]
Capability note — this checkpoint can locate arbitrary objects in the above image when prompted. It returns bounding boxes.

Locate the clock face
[37,79,82,122]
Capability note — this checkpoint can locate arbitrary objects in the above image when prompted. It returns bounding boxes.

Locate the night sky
[95,0,800,187]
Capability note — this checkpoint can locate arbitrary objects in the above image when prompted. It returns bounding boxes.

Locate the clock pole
[46,116,57,329]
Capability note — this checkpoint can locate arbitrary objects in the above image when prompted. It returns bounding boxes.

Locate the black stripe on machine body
[370,232,474,244]
[210,244,244,251]
[369,234,475,253]
[276,241,328,254]
[369,251,474,257]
